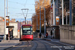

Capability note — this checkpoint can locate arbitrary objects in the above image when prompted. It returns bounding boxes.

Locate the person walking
[46,32,48,38]
[51,30,53,39]
[39,33,41,38]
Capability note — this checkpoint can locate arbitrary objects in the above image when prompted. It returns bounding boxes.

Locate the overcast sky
[0,0,35,21]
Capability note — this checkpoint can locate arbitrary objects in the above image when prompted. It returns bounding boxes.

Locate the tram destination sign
[23,26,30,28]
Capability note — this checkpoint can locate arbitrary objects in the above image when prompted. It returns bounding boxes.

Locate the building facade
[50,0,75,25]
[72,0,75,25]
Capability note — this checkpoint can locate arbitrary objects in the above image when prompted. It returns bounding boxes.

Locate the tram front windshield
[22,26,32,35]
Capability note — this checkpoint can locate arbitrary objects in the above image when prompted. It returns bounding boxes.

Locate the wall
[47,26,60,39]
[60,25,75,45]
[0,21,4,35]
[0,21,8,36]
[47,28,51,36]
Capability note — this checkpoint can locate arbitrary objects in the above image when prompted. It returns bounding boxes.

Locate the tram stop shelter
[6,26,14,40]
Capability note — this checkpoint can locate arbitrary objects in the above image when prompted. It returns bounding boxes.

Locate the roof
[6,26,14,28]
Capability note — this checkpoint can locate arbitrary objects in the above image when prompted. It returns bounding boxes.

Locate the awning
[6,26,14,28]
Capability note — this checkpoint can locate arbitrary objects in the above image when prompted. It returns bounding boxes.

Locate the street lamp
[53,0,56,25]
[36,15,38,30]
[62,0,64,25]
[69,0,72,25]
[66,12,70,25]
[41,0,47,37]
[21,8,29,24]
[51,12,53,25]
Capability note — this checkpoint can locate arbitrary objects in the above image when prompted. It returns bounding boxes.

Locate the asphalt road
[5,38,75,50]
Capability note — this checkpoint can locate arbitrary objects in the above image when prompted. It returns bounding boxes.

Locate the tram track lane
[18,40,38,50]
[31,41,38,50]
[34,41,47,50]
[5,41,34,50]
[31,39,63,50]
[28,38,61,50]
[37,38,75,50]
[35,39,59,50]
[41,39,75,50]
[16,41,34,50]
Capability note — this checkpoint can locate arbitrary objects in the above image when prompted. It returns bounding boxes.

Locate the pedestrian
[46,32,48,38]
[39,33,41,38]
[9,29,13,40]
[51,30,53,39]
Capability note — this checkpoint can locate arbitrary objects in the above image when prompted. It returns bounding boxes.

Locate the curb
[42,38,51,41]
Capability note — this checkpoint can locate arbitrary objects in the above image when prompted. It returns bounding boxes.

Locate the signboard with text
[6,16,9,26]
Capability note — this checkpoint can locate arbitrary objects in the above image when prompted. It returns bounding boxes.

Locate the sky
[0,0,35,21]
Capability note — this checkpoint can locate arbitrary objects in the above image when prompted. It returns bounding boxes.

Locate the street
[5,38,75,50]
[0,0,75,50]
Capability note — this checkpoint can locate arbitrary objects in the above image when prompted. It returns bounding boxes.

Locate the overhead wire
[8,0,35,20]
[24,0,27,7]
[8,1,25,6]
[8,1,35,6]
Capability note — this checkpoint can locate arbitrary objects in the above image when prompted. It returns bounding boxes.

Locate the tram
[20,25,33,41]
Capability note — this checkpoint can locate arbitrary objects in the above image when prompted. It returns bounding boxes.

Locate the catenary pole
[69,0,72,25]
[7,0,8,16]
[51,13,52,25]
[21,9,29,24]
[4,0,6,40]
[36,15,38,30]
[66,12,67,25]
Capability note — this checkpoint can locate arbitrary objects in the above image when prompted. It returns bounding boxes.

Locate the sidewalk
[43,36,60,42]
[0,40,20,50]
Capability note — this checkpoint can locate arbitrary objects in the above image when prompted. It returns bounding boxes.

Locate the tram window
[23,30,31,35]
[23,28,30,30]
[23,30,27,33]
[22,26,33,35]
[22,27,31,35]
